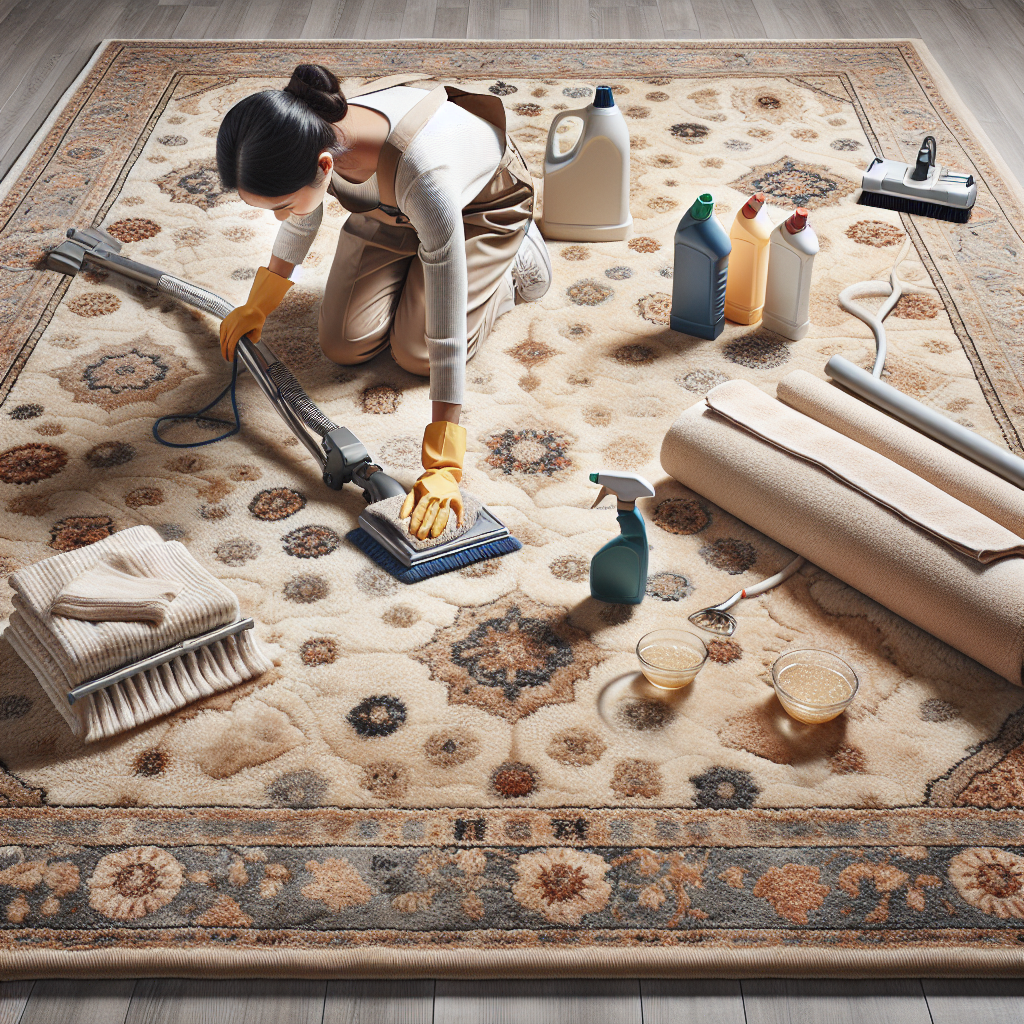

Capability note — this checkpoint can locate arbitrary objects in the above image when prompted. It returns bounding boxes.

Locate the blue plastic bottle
[671,192,732,340]
[588,471,656,604]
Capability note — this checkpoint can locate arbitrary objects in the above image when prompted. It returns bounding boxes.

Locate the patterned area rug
[1,39,1024,978]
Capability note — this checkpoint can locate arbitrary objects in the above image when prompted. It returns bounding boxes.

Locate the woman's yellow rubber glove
[400,420,466,540]
[219,267,293,361]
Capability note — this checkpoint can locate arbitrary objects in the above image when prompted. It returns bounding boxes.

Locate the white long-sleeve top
[272,86,505,405]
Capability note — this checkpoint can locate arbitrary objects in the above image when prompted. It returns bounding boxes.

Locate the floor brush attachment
[858,137,976,224]
[857,188,973,223]
[347,503,522,583]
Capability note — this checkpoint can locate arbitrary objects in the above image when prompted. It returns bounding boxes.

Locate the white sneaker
[511,219,552,302]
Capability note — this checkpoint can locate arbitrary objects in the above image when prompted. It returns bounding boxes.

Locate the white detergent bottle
[724,192,772,325]
[540,85,632,242]
[761,207,818,341]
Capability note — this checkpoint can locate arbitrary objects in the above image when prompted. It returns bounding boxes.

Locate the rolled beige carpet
[777,369,1024,536]
[661,381,1024,685]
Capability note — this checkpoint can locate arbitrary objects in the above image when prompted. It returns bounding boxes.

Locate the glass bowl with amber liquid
[771,650,858,723]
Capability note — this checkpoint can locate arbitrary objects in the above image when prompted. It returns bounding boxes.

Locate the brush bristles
[347,528,522,583]
[858,190,973,223]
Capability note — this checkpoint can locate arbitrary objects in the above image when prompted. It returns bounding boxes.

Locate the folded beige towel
[50,557,183,624]
[661,384,1024,685]
[3,525,274,742]
[777,370,1024,538]
[706,380,1024,563]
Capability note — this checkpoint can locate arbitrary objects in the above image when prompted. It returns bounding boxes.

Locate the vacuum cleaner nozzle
[858,136,976,223]
[348,504,522,583]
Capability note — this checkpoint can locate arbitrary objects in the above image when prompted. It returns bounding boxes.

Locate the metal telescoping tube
[825,355,1024,489]
[72,245,165,289]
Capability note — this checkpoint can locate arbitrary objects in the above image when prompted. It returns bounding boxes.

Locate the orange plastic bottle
[724,192,772,325]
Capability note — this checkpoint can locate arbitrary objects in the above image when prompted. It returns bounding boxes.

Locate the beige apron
[317,73,535,382]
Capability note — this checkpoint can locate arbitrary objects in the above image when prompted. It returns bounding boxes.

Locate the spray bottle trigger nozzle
[591,486,613,509]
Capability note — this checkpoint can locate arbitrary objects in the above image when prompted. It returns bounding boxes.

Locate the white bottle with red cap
[761,207,819,341]
[724,192,772,325]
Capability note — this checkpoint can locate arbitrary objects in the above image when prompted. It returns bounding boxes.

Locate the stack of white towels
[4,525,274,743]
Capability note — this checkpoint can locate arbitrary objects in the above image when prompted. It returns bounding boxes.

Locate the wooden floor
[1,978,1024,1024]
[3,0,1024,1019]
[0,0,1023,183]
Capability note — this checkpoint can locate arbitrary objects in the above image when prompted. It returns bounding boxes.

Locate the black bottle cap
[594,85,614,108]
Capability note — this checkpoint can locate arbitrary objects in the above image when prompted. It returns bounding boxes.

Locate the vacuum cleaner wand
[47,228,406,505]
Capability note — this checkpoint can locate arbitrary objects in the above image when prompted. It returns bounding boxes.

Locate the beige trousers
[317,197,532,376]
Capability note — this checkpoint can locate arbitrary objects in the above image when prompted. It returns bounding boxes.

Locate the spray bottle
[589,471,656,605]
[670,193,732,340]
[724,192,772,325]
[761,207,819,341]
[540,85,633,242]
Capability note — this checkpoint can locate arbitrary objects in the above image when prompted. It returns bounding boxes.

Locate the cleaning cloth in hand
[365,492,481,551]
[50,558,182,624]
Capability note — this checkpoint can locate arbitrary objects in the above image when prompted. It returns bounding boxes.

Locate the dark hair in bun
[284,64,348,122]
[216,64,348,198]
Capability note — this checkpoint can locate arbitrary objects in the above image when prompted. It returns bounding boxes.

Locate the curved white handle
[545,108,589,168]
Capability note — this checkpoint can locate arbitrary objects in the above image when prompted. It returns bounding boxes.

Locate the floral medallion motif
[266,770,328,808]
[52,340,195,410]
[508,339,557,367]
[679,368,729,393]
[636,293,672,325]
[730,83,808,125]
[691,766,760,808]
[106,218,161,243]
[424,728,481,768]
[700,537,758,574]
[347,695,407,737]
[611,758,663,798]
[549,553,590,582]
[248,487,306,521]
[414,590,604,722]
[628,236,660,253]
[948,848,1024,918]
[567,278,613,306]
[8,403,43,420]
[729,157,857,209]
[645,572,694,601]
[613,344,657,365]
[724,332,791,369]
[652,498,710,535]
[669,123,709,143]
[156,159,231,210]
[0,443,67,484]
[281,524,341,559]
[300,637,338,666]
[67,292,121,317]
[547,726,606,766]
[283,573,330,604]
[88,846,183,920]
[49,515,115,552]
[491,761,539,798]
[846,219,904,247]
[214,537,260,566]
[512,848,612,924]
[360,384,402,414]
[484,428,573,477]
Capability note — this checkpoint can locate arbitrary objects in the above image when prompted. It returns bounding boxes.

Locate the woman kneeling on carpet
[215,64,551,540]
